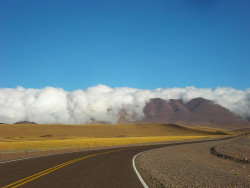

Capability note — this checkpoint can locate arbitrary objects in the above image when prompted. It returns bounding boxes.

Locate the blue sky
[1,0,249,91]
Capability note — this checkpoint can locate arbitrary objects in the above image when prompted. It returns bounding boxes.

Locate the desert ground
[0,123,230,162]
[136,135,250,187]
[1,123,249,188]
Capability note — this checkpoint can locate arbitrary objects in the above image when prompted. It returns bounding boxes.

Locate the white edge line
[1,137,229,165]
[0,140,191,164]
[132,136,235,188]
[132,147,162,188]
[132,151,149,188]
[0,150,89,164]
[0,143,151,165]
[0,146,123,164]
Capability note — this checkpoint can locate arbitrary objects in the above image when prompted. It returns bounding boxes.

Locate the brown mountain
[141,98,249,129]
[14,121,37,124]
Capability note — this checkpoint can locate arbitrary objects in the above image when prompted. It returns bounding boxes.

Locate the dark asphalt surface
[0,137,234,188]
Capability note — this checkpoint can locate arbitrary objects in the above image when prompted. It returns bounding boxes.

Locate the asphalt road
[0,137,234,188]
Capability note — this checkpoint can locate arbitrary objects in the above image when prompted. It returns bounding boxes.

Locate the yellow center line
[2,157,86,188]
[10,155,94,188]
[2,147,146,188]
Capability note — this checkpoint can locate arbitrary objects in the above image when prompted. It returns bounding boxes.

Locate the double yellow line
[2,147,139,188]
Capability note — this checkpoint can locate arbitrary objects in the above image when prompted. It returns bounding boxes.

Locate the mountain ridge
[9,98,249,130]
[139,97,249,129]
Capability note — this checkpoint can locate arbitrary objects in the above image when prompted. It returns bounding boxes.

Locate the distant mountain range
[14,121,37,124]
[139,97,249,129]
[9,98,250,130]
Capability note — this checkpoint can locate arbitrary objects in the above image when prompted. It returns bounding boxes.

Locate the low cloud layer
[0,85,249,124]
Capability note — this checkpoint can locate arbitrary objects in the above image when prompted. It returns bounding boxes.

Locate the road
[0,137,233,188]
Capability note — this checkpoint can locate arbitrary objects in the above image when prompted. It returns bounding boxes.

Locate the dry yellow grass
[0,136,221,153]
[0,123,228,153]
[0,123,228,138]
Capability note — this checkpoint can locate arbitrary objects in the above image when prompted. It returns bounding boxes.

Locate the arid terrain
[136,135,250,187]
[0,123,249,188]
[0,123,229,162]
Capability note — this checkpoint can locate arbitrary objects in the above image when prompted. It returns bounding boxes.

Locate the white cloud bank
[0,85,249,124]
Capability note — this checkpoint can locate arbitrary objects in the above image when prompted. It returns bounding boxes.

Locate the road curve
[0,137,233,188]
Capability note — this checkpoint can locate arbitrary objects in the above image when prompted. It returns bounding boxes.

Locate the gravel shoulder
[135,135,250,188]
[212,135,249,163]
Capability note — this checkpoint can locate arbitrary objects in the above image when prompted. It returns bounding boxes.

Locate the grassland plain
[1,135,222,153]
[0,123,230,161]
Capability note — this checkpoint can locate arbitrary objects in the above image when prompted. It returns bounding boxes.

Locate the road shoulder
[135,135,250,188]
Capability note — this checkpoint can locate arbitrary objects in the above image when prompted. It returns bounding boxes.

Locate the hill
[140,98,249,129]
[14,121,37,124]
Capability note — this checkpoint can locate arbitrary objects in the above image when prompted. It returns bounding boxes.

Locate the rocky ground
[136,135,250,188]
[212,135,249,163]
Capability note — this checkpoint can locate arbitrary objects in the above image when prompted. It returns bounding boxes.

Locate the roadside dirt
[136,135,250,188]
[0,139,193,163]
[211,135,249,163]
[0,137,219,163]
